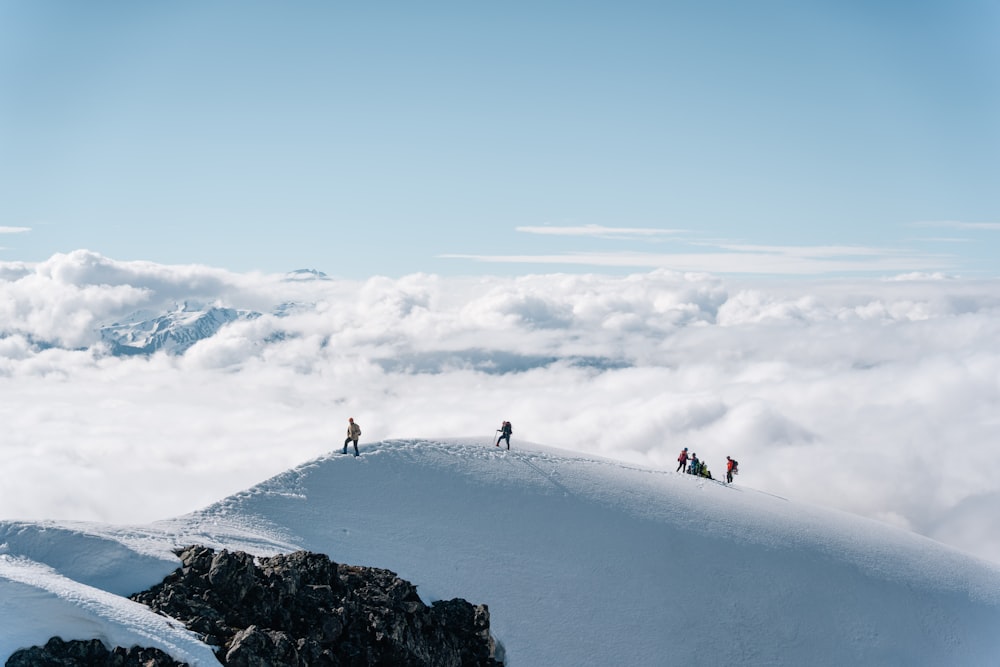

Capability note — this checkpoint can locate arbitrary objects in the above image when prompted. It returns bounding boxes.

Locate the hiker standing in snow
[343,417,361,457]
[676,447,689,472]
[687,452,700,475]
[726,456,739,484]
[496,421,512,450]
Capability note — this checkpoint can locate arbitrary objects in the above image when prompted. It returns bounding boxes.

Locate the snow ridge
[2,438,1000,665]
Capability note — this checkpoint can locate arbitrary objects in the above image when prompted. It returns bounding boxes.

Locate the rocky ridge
[8,546,502,667]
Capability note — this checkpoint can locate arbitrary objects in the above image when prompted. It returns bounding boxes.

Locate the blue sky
[1,1,997,278]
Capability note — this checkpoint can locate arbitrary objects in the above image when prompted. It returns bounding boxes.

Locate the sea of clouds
[2,250,999,564]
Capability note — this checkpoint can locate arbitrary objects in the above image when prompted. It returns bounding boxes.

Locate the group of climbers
[676,447,739,484]
[340,418,740,485]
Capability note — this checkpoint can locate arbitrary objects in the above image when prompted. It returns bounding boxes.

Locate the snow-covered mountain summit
[2,439,999,665]
[99,303,261,356]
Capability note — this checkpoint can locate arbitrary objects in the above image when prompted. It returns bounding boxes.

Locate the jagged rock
[225,626,300,666]
[5,637,187,666]
[130,545,502,666]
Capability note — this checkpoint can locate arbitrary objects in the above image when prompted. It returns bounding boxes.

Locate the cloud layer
[2,250,999,564]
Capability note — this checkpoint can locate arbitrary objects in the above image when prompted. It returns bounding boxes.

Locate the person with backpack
[687,452,700,475]
[676,447,689,472]
[343,417,361,457]
[726,456,739,484]
[496,421,512,449]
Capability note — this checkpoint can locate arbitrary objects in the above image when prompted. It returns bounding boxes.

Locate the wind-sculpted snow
[4,439,996,665]
[0,522,178,596]
[0,556,218,665]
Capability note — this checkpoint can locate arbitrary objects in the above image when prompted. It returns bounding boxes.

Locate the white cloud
[0,227,30,234]
[2,252,1000,565]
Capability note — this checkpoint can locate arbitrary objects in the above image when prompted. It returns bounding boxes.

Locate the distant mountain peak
[285,269,330,281]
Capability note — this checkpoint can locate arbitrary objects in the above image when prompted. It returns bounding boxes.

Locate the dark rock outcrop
[130,545,502,666]
[6,637,187,666]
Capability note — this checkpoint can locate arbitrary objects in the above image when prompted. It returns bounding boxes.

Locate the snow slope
[2,439,999,666]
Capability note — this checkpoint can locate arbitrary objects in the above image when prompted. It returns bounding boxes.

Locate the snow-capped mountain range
[3,267,333,358]
[2,438,999,666]
[99,304,262,356]
[86,270,331,356]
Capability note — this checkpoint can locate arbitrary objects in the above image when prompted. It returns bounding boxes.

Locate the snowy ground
[2,438,999,665]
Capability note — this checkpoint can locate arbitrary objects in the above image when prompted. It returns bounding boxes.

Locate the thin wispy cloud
[516,224,689,238]
[0,227,31,234]
[912,220,1000,231]
[884,272,952,281]
[910,237,971,244]
[443,245,955,275]
[709,243,892,257]
[448,227,957,275]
